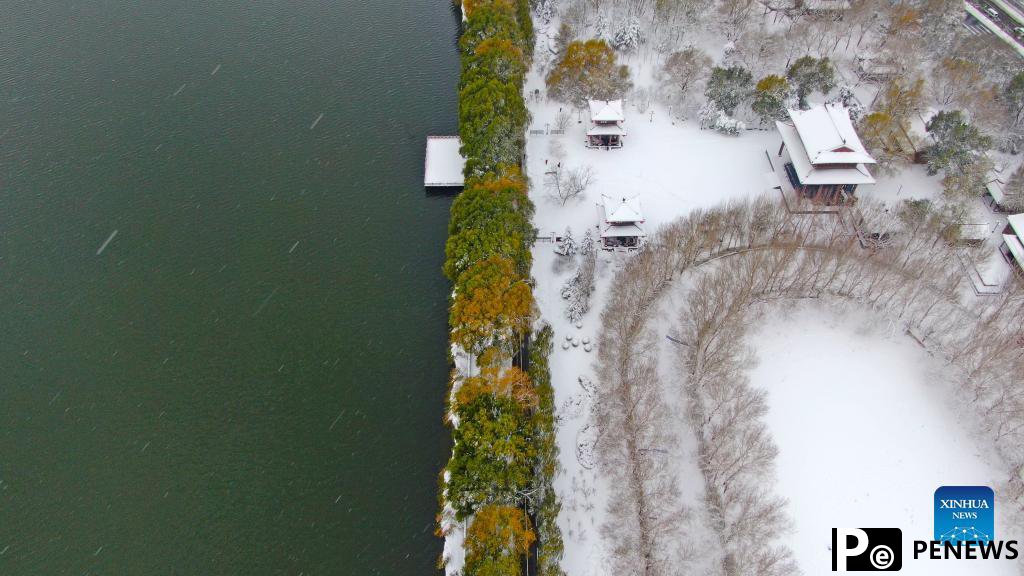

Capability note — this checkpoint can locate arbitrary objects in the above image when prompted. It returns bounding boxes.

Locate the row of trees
[442,3,564,576]
[596,196,1024,573]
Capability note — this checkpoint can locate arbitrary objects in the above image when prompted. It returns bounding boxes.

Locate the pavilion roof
[1004,234,1024,269]
[784,104,876,166]
[600,222,646,238]
[777,120,875,185]
[602,194,643,223]
[589,99,625,123]
[1009,213,1024,238]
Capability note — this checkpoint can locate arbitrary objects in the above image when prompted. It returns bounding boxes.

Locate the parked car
[985,6,1000,19]
[1015,26,1024,38]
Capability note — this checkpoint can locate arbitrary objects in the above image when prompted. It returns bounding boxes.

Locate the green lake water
[0,1,459,573]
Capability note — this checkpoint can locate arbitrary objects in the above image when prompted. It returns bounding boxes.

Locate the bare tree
[546,165,595,205]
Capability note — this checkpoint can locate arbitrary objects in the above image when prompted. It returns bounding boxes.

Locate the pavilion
[776,104,876,205]
[597,194,645,250]
[587,100,626,149]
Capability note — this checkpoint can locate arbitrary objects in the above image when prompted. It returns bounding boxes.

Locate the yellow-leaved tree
[450,255,534,356]
[464,505,535,576]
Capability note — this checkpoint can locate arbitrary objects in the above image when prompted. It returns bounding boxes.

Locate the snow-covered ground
[523,15,1020,576]
[750,303,1018,575]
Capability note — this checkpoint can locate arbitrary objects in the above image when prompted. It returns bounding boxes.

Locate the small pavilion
[587,100,626,149]
[597,194,645,250]
[776,104,876,205]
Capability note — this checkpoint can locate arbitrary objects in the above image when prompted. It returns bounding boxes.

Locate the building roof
[600,222,646,238]
[1009,213,1024,237]
[784,104,876,166]
[1004,234,1024,269]
[602,194,643,223]
[777,120,875,186]
[587,123,626,136]
[986,177,1007,204]
[424,136,466,187]
[589,100,625,123]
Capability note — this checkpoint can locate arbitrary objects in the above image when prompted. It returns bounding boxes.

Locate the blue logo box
[934,486,994,542]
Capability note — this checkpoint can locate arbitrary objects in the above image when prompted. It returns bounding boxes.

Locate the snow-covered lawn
[750,304,1017,575]
[525,93,782,240]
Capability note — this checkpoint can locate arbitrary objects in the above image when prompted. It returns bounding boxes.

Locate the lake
[0,0,459,573]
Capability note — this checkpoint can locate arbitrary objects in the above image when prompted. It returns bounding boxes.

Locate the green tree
[463,37,527,84]
[704,65,753,116]
[448,393,537,519]
[923,110,992,176]
[461,1,525,55]
[459,72,528,177]
[444,172,534,281]
[750,74,790,125]
[786,56,835,108]
[545,39,633,106]
[464,505,536,576]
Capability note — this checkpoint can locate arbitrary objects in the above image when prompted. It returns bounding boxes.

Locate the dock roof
[424,136,466,187]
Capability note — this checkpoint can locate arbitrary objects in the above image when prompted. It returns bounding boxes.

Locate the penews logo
[933,485,994,543]
[832,528,902,571]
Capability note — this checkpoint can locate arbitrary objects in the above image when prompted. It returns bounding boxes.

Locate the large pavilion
[775,104,876,205]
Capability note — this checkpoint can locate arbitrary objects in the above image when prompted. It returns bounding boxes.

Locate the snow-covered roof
[986,177,1007,204]
[602,194,643,223]
[777,120,875,186]
[803,0,851,9]
[1004,234,1024,269]
[589,100,625,123]
[587,123,626,136]
[959,223,990,241]
[424,136,466,187]
[783,104,876,166]
[1009,213,1024,238]
[600,222,646,238]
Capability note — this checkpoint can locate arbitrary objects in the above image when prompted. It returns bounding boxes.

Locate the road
[966,0,1024,44]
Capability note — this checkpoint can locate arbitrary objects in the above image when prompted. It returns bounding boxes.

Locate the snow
[424,136,466,187]
[519,10,1016,576]
[749,304,1017,575]
[526,100,782,243]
